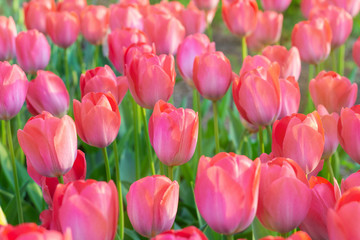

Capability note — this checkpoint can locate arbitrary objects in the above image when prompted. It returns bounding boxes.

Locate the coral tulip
[152,226,208,240]
[317,105,339,159]
[353,36,360,68]
[278,76,300,119]
[341,170,360,193]
[193,0,219,11]
[0,16,17,61]
[259,231,311,240]
[57,0,87,17]
[330,0,360,17]
[179,2,207,36]
[300,0,328,18]
[123,42,156,72]
[260,0,292,12]
[109,3,144,31]
[23,0,56,33]
[239,55,271,76]
[80,5,109,45]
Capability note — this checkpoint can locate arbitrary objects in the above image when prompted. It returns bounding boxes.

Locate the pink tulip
[51,180,118,240]
[127,175,179,238]
[15,29,51,73]
[257,157,312,233]
[193,0,219,11]
[0,61,28,120]
[17,111,77,177]
[46,10,80,48]
[341,170,360,193]
[259,231,311,240]
[123,42,156,72]
[278,76,300,119]
[80,5,109,45]
[109,3,144,31]
[152,226,208,240]
[353,36,360,68]
[260,0,292,12]
[176,33,215,87]
[126,53,175,109]
[73,92,121,148]
[0,16,17,61]
[149,100,198,166]
[222,0,258,38]
[26,70,69,117]
[193,51,232,101]
[159,1,185,18]
[330,0,360,17]
[233,63,281,127]
[299,176,341,240]
[195,152,260,235]
[23,0,56,33]
[317,105,339,159]
[291,17,332,64]
[57,0,87,17]
[262,45,301,81]
[108,28,147,74]
[179,2,207,36]
[272,111,325,174]
[239,55,271,76]
[309,71,357,114]
[300,0,328,18]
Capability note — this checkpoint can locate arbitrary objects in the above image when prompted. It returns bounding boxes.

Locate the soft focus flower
[193,0,219,11]
[57,0,87,17]
[300,0,328,18]
[260,0,292,12]
[179,2,207,36]
[239,55,271,76]
[0,16,17,61]
[330,0,360,17]
[341,170,360,193]
[259,231,311,240]
[23,0,56,33]
[278,76,300,119]
[353,36,360,68]
[317,105,339,159]
[109,3,144,31]
[152,226,208,240]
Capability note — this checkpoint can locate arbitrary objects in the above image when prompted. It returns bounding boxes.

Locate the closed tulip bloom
[108,28,147,74]
[309,71,357,114]
[257,157,312,233]
[46,11,80,48]
[193,51,232,101]
[26,70,69,117]
[109,3,144,31]
[127,175,179,238]
[123,42,156,72]
[353,37,360,68]
[259,231,311,240]
[330,0,360,17]
[0,61,28,120]
[80,5,109,45]
[341,170,360,193]
[262,45,301,81]
[317,105,339,159]
[0,16,17,61]
[300,0,328,18]
[126,53,175,109]
[272,111,325,174]
[152,226,208,240]
[193,0,219,11]
[278,77,300,119]
[179,2,207,36]
[17,111,77,177]
[291,17,332,64]
[176,33,215,87]
[195,153,261,235]
[57,0,87,17]
[299,176,340,240]
[233,63,281,127]
[260,0,292,12]
[222,0,258,38]
[73,92,121,148]
[239,55,271,76]
[52,180,118,240]
[23,0,56,33]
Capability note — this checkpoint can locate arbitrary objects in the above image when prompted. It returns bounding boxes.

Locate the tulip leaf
[26,182,43,214]
[124,228,141,240]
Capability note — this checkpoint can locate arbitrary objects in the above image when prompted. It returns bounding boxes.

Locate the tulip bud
[353,37,360,68]
[260,0,292,12]
[341,170,360,193]
[23,0,56,33]
[57,0,87,17]
[193,0,219,11]
[300,0,328,19]
[179,2,207,36]
[0,16,17,61]
[317,105,339,159]
[278,76,300,119]
[152,226,208,240]
[109,3,144,31]
[330,0,360,17]
[239,55,271,76]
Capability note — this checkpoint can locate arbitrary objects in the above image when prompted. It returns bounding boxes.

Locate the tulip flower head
[0,16,17,61]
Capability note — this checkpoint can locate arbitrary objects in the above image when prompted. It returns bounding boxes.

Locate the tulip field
[3,0,360,239]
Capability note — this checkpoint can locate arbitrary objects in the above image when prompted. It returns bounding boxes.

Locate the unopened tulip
[309,71,357,114]
[341,170,360,193]
[260,0,292,12]
[233,63,281,126]
[317,105,339,159]
[300,0,328,18]
[176,33,215,87]
[278,76,300,119]
[239,55,271,76]
[195,152,261,235]
[0,16,16,61]
[291,17,332,64]
[46,11,80,48]
[257,157,312,233]
[193,51,232,101]
[108,28,147,74]
[17,111,77,177]
[15,29,51,73]
[152,226,208,240]
[0,61,28,120]
[179,2,207,36]
[330,0,360,17]
[126,53,175,109]
[193,0,219,11]
[222,0,258,38]
[272,111,325,174]
[80,5,109,45]
[260,231,311,240]
[52,180,118,240]
[57,0,87,17]
[262,45,301,81]
[73,92,121,148]
[26,70,69,117]
[109,3,144,31]
[127,175,179,237]
[299,176,340,240]
[23,0,56,33]
[353,36,360,68]
[123,42,156,72]
[149,100,198,166]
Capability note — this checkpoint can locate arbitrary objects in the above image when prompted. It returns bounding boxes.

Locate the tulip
[123,42,156,72]
[127,175,179,237]
[159,1,185,17]
[109,3,144,31]
[309,71,357,114]
[52,180,118,240]
[259,231,311,240]
[262,45,301,81]
[80,5,110,45]
[46,11,80,48]
[0,61,28,120]
[239,55,271,76]
[193,0,219,11]
[193,51,232,101]
[73,92,121,148]
[179,2,207,36]
[327,187,360,239]
[299,176,340,240]
[300,0,328,18]
[317,105,339,159]
[57,0,87,17]
[272,111,325,174]
[23,0,56,33]
[341,170,360,193]
[338,106,360,164]
[353,37,360,68]
[152,226,208,240]
[108,28,148,74]
[260,0,292,12]
[0,16,17,61]
[278,76,300,119]
[26,70,70,117]
[291,17,332,64]
[257,157,312,233]
[195,152,260,235]
[15,29,51,73]
[233,62,281,127]
[126,53,175,109]
[330,0,360,17]
[176,33,215,87]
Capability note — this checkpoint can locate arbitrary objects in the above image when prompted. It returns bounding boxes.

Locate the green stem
[102,147,111,182]
[213,101,220,153]
[194,90,202,162]
[77,38,85,73]
[226,235,234,240]
[141,108,156,175]
[237,130,247,154]
[326,156,335,184]
[6,120,23,224]
[258,127,265,154]
[93,45,100,68]
[1,121,6,146]
[305,64,315,113]
[64,48,70,91]
[279,232,288,238]
[316,63,322,75]
[242,37,248,62]
[132,99,140,179]
[333,150,340,179]
[57,175,64,184]
[339,44,345,75]
[113,140,124,240]
[266,125,272,146]
[168,166,173,181]
[16,114,24,165]
[332,50,337,73]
